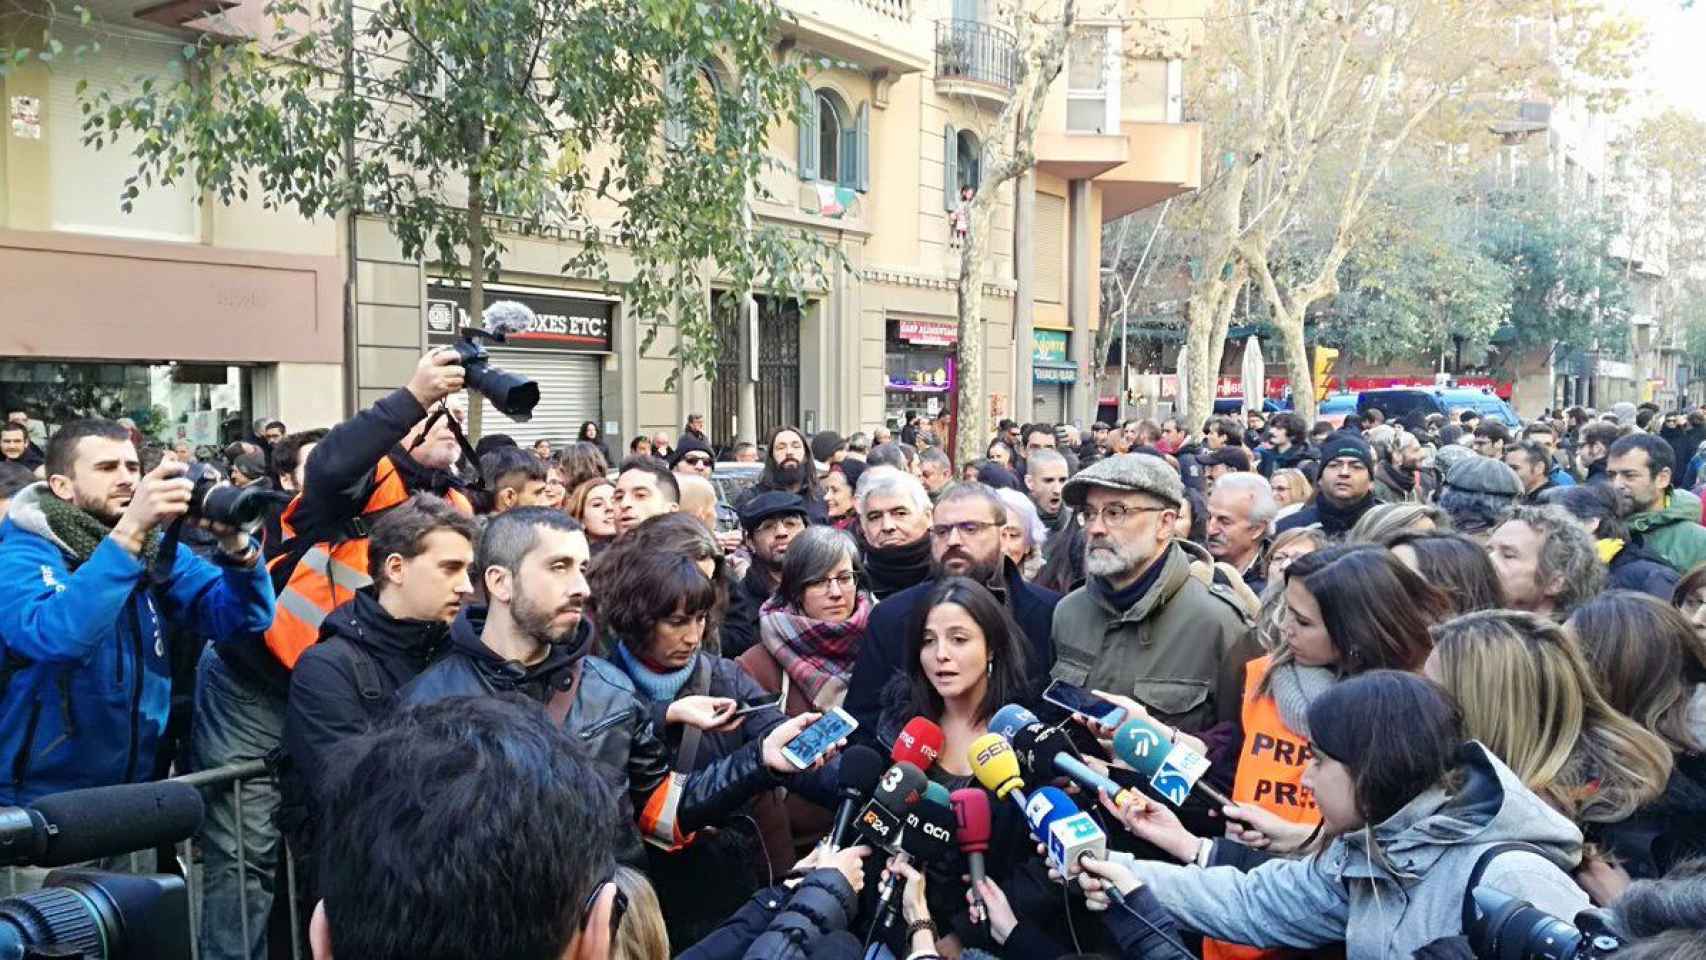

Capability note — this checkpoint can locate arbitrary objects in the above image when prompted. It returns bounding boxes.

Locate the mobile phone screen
[1043,680,1127,726]
[732,696,781,717]
[782,710,858,768]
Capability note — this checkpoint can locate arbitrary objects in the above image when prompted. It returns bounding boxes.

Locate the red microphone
[950,787,993,917]
[892,717,945,771]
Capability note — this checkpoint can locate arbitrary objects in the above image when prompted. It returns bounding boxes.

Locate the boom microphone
[892,717,945,771]
[1112,717,1232,809]
[989,703,1041,741]
[827,745,886,849]
[0,781,205,868]
[968,733,1027,808]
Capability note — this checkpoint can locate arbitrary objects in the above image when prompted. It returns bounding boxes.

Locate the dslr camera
[453,302,540,421]
[0,870,189,960]
[1469,887,1624,959]
[184,462,289,530]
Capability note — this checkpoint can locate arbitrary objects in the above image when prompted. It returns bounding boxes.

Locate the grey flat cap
[1445,455,1523,497]
[1432,443,1477,478]
[1062,453,1184,509]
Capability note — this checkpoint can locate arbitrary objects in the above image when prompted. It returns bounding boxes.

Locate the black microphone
[827,745,885,850]
[877,799,956,929]
[0,781,205,867]
[1010,721,1077,783]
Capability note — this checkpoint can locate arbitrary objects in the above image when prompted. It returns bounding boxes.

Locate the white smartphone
[780,707,860,770]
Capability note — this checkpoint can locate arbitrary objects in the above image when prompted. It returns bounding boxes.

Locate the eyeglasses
[1077,503,1170,527]
[929,520,999,540]
[683,454,712,467]
[804,571,858,593]
[580,875,629,945]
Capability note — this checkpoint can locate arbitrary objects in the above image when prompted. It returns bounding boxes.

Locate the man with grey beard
[1048,454,1254,733]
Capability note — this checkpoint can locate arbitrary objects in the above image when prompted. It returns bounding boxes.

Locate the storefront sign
[1034,363,1077,384]
[1033,330,1069,364]
[897,319,957,347]
[427,282,613,352]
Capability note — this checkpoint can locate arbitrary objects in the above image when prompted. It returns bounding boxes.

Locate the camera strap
[1460,842,1548,934]
[408,403,486,493]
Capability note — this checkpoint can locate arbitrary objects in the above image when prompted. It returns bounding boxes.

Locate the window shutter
[798,84,819,181]
[943,125,958,211]
[664,61,690,150]
[855,101,871,193]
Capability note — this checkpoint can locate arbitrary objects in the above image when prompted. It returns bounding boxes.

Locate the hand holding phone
[775,708,859,771]
[667,695,742,732]
[1043,679,1128,728]
[731,695,783,718]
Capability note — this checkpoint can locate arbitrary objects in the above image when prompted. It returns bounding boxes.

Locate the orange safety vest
[1203,655,1322,960]
[263,457,472,669]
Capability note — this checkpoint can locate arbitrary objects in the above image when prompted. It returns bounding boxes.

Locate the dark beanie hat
[668,432,713,468]
[1318,431,1374,471]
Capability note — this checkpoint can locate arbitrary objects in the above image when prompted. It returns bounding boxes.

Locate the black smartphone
[1042,679,1128,727]
[731,695,782,718]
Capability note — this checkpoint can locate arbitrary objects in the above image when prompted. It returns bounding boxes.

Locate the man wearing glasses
[843,481,1062,734]
[309,695,626,960]
[1050,453,1254,734]
[669,433,716,478]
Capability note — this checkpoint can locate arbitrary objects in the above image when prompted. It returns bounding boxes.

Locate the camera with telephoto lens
[185,462,288,529]
[1468,886,1624,959]
[452,325,540,422]
[0,869,190,959]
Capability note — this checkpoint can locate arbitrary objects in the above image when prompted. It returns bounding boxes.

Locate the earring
[987,660,994,677]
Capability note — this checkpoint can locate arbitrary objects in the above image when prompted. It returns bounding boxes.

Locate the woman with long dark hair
[1386,529,1507,614]
[577,420,611,466]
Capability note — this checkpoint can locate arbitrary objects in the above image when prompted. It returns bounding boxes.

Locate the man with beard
[1049,453,1253,733]
[842,481,1061,733]
[852,466,934,599]
[1026,448,1072,538]
[1504,440,1559,505]
[281,494,477,877]
[400,508,812,865]
[1275,432,1382,537]
[1372,429,1431,503]
[1576,420,1624,483]
[917,446,954,503]
[739,425,827,524]
[1204,473,1275,594]
[720,492,808,659]
[1606,432,1706,574]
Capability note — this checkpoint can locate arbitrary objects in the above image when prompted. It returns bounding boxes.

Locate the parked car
[1357,387,1520,429]
[1317,392,1360,427]
[1212,397,1288,415]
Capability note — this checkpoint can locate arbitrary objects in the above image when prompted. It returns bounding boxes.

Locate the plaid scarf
[757,592,873,710]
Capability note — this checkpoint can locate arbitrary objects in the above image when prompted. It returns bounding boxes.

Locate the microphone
[0,781,205,868]
[1009,721,1077,781]
[1022,786,1108,872]
[892,717,945,771]
[950,788,993,915]
[481,300,536,337]
[989,703,1041,741]
[827,745,885,850]
[855,762,927,852]
[923,781,952,809]
[1051,752,1141,808]
[968,733,1027,808]
[879,797,956,928]
[1112,716,1232,809]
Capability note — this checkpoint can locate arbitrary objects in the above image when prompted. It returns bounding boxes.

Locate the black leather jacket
[398,607,780,864]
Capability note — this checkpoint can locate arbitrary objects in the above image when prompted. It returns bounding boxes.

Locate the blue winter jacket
[0,484,276,804]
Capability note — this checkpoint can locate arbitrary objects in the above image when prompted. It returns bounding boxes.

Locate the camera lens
[196,485,274,528]
[466,365,540,421]
[0,884,107,958]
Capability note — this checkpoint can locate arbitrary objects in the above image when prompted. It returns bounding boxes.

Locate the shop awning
[1034,362,1078,384]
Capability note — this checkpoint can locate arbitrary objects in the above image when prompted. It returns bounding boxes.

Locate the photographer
[192,348,473,960]
[0,419,274,852]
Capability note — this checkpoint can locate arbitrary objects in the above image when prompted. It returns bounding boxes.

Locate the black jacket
[222,386,465,696]
[1259,444,1314,479]
[1273,491,1379,538]
[398,606,779,865]
[1607,540,1681,601]
[844,559,1061,737]
[282,589,449,840]
[676,869,858,960]
[1594,752,1706,880]
[720,565,776,660]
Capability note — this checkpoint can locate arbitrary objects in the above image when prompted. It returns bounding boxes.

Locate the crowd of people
[3,350,1706,960]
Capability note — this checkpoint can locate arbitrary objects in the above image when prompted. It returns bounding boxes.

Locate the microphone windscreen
[923,781,952,809]
[481,300,536,336]
[968,733,1023,799]
[989,703,1041,741]
[892,717,945,770]
[30,781,204,868]
[1113,716,1215,807]
[1011,722,1074,779]
[808,931,865,960]
[1111,716,1172,780]
[900,800,956,862]
[871,762,928,814]
[838,744,886,797]
[1022,785,1078,844]
[950,788,993,851]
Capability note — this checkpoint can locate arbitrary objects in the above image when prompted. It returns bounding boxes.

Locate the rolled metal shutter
[1034,384,1064,424]
[477,349,603,447]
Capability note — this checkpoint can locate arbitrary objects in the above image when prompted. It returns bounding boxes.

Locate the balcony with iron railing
[934,18,1018,103]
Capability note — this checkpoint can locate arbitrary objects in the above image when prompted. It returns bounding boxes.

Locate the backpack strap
[1461,841,1548,934]
[673,657,714,774]
[347,644,386,705]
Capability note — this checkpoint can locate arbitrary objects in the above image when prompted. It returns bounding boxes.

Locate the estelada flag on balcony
[814,182,855,218]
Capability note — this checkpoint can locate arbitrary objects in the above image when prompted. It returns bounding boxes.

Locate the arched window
[818,92,844,185]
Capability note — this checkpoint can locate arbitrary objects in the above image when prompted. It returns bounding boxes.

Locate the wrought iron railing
[934,18,1018,92]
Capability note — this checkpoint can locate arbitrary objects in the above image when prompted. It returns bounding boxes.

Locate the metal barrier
[3,760,305,960]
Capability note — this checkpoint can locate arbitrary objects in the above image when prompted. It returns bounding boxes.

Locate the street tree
[77,0,827,415]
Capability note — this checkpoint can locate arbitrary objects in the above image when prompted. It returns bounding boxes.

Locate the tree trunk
[953,203,989,469]
[1277,309,1312,424]
[465,165,485,441]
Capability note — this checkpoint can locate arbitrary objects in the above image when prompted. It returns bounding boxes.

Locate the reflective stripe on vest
[263,457,471,669]
[1203,656,1322,960]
